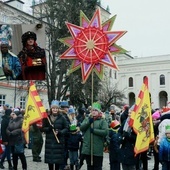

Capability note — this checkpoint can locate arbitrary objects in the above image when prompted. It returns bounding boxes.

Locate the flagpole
[91,70,94,166]
[47,116,60,143]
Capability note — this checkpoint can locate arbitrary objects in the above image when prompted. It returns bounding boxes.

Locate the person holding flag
[42,100,69,170]
[118,105,137,170]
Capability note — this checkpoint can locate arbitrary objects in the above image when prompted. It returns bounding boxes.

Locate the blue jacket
[159,137,170,162]
[2,51,21,80]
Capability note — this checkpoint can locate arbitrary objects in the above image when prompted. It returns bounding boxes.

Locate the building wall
[117,54,170,109]
[0,81,49,110]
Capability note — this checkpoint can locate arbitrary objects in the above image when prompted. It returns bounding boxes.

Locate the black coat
[118,121,137,165]
[42,113,69,164]
[109,129,120,163]
[1,115,10,142]
[6,114,25,146]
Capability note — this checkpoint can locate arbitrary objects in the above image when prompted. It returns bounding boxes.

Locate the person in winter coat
[59,101,70,170]
[30,122,43,162]
[80,102,108,170]
[120,105,129,125]
[0,109,13,169]
[42,100,69,170]
[109,120,121,170]
[18,31,46,80]
[159,125,170,170]
[109,120,120,170]
[67,125,82,170]
[6,109,27,170]
[118,106,137,170]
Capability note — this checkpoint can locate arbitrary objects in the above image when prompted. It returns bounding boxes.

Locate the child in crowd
[109,120,121,170]
[159,125,170,170]
[67,125,82,170]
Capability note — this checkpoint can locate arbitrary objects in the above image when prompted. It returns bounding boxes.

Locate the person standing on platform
[18,31,46,80]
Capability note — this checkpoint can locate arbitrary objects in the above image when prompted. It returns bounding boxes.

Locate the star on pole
[59,9,127,83]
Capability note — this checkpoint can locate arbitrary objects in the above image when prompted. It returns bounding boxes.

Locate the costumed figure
[18,31,46,80]
[0,38,21,80]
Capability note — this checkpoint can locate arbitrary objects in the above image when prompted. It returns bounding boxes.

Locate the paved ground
[3,141,161,170]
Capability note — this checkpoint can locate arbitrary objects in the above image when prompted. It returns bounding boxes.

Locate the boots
[75,165,79,170]
[0,162,5,169]
[8,160,13,170]
[70,164,74,170]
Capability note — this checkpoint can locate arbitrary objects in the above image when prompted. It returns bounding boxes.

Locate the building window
[0,95,6,106]
[20,96,26,109]
[109,69,112,78]
[129,77,133,87]
[160,74,165,85]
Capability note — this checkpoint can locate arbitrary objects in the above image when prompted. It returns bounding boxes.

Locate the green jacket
[80,116,108,156]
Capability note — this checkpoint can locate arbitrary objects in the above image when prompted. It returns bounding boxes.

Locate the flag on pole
[129,76,154,155]
[22,82,47,143]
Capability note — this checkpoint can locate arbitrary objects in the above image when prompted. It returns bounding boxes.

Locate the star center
[86,40,95,50]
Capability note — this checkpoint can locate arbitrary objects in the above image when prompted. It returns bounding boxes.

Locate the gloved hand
[89,117,94,124]
[90,128,94,133]
[56,130,62,135]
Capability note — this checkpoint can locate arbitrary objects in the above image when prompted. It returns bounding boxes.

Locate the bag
[14,143,24,154]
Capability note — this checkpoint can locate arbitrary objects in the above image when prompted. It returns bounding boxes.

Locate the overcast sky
[103,0,170,57]
[23,0,170,57]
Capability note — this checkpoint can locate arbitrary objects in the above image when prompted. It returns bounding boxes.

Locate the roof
[5,0,24,4]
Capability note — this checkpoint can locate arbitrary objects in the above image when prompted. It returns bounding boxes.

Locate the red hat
[123,104,129,110]
[110,120,120,129]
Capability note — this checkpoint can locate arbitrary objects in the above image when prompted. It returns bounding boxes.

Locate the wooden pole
[91,70,94,166]
[47,116,60,143]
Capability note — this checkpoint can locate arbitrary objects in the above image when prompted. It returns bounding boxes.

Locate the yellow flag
[22,82,47,143]
[130,77,154,155]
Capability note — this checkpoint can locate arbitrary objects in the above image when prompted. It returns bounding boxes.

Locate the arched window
[129,77,133,87]
[160,74,165,85]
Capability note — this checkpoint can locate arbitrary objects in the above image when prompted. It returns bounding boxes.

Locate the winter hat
[70,125,77,132]
[152,110,161,120]
[165,125,170,134]
[123,104,129,110]
[21,31,37,46]
[13,108,20,116]
[110,105,115,111]
[68,108,75,114]
[92,102,101,112]
[51,100,60,108]
[60,101,69,108]
[110,120,120,129]
[4,103,9,108]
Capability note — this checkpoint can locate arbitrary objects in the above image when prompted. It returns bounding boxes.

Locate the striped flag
[22,82,47,143]
[129,76,154,155]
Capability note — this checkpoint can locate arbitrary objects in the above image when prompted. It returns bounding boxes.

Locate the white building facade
[117,54,170,109]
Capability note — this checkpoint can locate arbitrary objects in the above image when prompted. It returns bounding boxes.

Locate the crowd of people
[0,25,46,80]
[0,102,170,170]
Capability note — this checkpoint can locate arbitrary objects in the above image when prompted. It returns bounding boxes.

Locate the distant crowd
[0,102,170,170]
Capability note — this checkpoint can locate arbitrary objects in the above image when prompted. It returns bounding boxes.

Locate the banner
[22,82,47,143]
[129,76,154,155]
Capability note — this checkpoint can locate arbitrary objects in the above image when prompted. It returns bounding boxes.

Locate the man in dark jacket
[30,122,43,162]
[0,109,13,169]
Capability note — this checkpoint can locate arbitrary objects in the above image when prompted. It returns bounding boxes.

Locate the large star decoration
[59,9,127,83]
